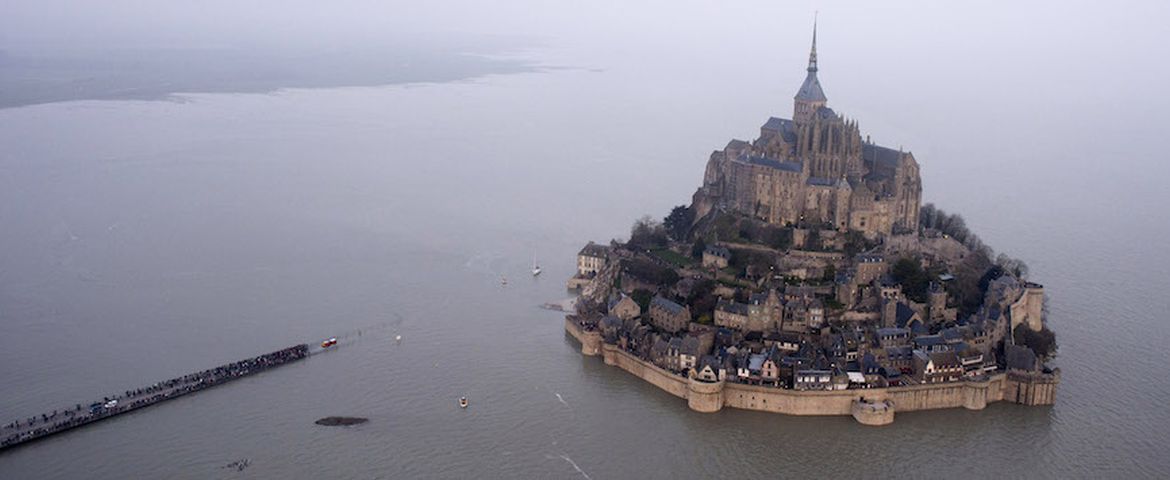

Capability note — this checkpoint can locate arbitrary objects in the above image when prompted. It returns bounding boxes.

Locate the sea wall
[566,321,1054,425]
[600,343,688,398]
[564,318,602,356]
[1004,370,1060,406]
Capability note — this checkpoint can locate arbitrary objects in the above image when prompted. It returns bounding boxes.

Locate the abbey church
[692,24,922,237]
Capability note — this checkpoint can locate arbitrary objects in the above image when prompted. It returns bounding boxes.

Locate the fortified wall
[567,321,1056,425]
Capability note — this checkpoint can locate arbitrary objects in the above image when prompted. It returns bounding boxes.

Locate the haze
[2,1,1169,477]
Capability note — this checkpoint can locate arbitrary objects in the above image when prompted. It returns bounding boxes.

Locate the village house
[876,327,911,348]
[576,242,609,276]
[608,295,641,321]
[649,296,691,333]
[957,348,985,377]
[694,355,723,382]
[747,290,783,332]
[854,254,887,285]
[714,298,750,330]
[913,350,963,383]
[702,245,731,269]
[679,336,702,371]
[794,369,832,391]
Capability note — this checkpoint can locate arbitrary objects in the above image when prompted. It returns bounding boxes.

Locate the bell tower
[793,19,827,125]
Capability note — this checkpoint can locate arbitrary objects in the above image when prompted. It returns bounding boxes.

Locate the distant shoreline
[0,44,542,110]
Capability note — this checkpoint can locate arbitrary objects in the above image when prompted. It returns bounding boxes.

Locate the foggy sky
[2,0,1168,225]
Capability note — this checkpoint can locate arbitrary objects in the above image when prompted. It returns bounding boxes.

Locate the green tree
[822,264,837,282]
[663,205,694,242]
[629,215,667,249]
[630,289,654,313]
[891,257,930,302]
[762,226,792,251]
[691,238,707,259]
[1014,325,1058,359]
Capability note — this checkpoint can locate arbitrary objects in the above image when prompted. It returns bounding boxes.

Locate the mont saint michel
[565,26,1059,425]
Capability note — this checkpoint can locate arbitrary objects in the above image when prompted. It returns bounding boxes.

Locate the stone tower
[793,20,827,125]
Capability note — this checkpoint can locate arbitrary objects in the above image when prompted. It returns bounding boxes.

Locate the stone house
[608,295,641,321]
[702,245,731,269]
[599,315,622,344]
[576,242,609,276]
[679,336,702,371]
[734,353,751,381]
[884,346,915,373]
[876,327,911,348]
[747,290,784,332]
[665,337,683,370]
[649,296,691,333]
[714,298,750,330]
[794,369,833,391]
[913,350,962,383]
[649,337,672,370]
[761,350,781,385]
[835,270,858,308]
[854,254,887,285]
[785,297,825,331]
[957,348,985,377]
[913,335,949,353]
[694,355,723,382]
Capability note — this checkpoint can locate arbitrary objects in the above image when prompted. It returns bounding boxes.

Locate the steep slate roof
[929,351,962,369]
[698,355,722,372]
[895,303,918,327]
[680,336,702,356]
[651,296,686,315]
[726,139,750,150]
[704,245,731,259]
[914,335,945,349]
[796,71,827,102]
[862,143,903,170]
[761,117,799,143]
[1006,344,1038,372]
[748,353,767,372]
[877,327,910,338]
[650,338,670,359]
[716,298,750,316]
[579,242,609,258]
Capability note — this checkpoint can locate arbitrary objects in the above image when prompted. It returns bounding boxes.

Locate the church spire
[808,15,818,73]
[793,15,827,124]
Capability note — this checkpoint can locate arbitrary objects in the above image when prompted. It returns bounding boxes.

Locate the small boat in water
[321,337,338,348]
[532,264,542,276]
[500,276,508,286]
[459,396,469,408]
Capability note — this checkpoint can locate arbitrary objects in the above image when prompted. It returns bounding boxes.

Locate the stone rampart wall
[601,344,688,398]
[565,319,1052,423]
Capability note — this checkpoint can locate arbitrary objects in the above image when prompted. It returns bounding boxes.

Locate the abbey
[692,24,922,238]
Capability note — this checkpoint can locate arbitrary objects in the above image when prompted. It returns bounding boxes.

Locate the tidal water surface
[1,42,1169,478]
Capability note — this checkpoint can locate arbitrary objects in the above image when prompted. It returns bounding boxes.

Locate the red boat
[321,337,337,348]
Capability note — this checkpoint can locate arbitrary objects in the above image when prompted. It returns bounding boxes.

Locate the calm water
[2,37,1169,479]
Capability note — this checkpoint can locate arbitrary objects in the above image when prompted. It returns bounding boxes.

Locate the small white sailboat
[395,335,402,343]
[532,252,542,276]
[500,275,508,286]
[459,396,469,408]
